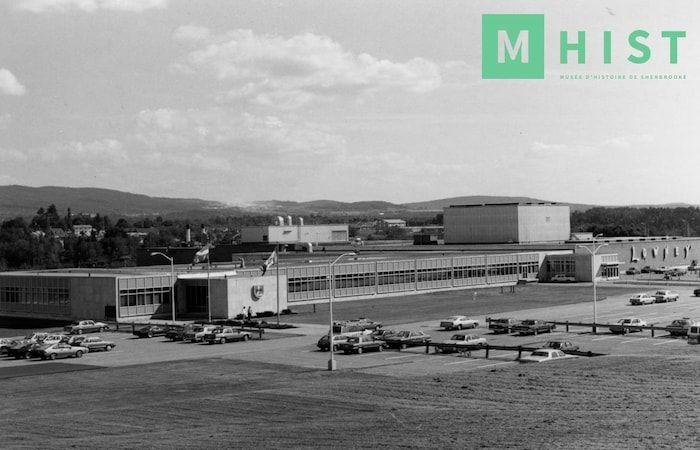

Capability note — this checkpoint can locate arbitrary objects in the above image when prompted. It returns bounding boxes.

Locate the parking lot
[2,282,698,378]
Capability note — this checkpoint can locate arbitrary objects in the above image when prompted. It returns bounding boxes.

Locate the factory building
[444,203,571,244]
[0,250,544,322]
[241,216,349,245]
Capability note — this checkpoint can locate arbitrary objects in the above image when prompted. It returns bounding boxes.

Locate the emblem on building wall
[663,247,668,260]
[674,247,679,257]
[651,247,658,258]
[685,245,691,258]
[641,248,647,259]
[251,285,264,300]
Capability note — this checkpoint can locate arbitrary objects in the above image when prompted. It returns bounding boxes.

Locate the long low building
[2,235,699,322]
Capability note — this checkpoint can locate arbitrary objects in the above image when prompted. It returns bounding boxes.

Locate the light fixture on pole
[328,252,357,371]
[150,252,176,322]
[576,233,608,333]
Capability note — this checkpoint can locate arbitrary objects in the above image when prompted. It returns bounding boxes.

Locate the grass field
[284,283,642,326]
[1,356,697,449]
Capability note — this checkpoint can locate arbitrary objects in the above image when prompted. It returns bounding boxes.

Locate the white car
[37,342,89,360]
[439,316,479,330]
[519,348,576,363]
[436,333,486,353]
[652,290,679,303]
[629,293,655,305]
[609,318,647,334]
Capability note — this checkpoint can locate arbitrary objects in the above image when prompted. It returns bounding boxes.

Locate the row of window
[118,287,171,308]
[288,261,539,295]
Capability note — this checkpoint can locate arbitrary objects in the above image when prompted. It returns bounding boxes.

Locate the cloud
[0,69,26,96]
[0,148,29,163]
[134,107,346,159]
[172,27,442,108]
[14,0,168,13]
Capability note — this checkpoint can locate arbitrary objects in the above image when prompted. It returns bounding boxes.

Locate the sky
[1,0,699,206]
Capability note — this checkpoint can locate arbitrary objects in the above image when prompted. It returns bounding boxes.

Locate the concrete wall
[444,205,519,244]
[70,276,117,320]
[226,275,288,318]
[575,237,700,269]
[517,205,570,243]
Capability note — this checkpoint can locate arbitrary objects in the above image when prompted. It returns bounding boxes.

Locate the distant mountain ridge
[0,185,226,218]
[0,185,695,219]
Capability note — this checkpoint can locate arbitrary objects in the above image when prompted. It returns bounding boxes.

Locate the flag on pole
[261,249,277,275]
[193,245,211,264]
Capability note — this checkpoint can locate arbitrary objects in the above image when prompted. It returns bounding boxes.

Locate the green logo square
[482,14,545,79]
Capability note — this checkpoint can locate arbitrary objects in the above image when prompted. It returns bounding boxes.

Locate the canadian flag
[261,250,277,275]
[193,245,211,264]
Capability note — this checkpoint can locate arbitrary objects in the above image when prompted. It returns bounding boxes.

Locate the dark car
[133,325,169,338]
[489,318,520,334]
[165,325,188,341]
[6,340,35,359]
[384,330,431,349]
[625,267,640,275]
[513,320,556,336]
[640,266,652,273]
[694,288,700,297]
[69,336,116,351]
[543,341,579,353]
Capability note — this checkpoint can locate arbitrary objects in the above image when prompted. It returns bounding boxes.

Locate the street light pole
[328,252,356,371]
[150,252,176,322]
[577,234,607,333]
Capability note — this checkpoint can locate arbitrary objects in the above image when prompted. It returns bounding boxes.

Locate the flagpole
[207,259,211,323]
[276,243,280,326]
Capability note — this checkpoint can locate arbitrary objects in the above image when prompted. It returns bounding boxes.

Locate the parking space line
[620,338,647,344]
[444,358,482,366]
[475,361,514,369]
[591,336,616,341]
[385,354,421,360]
[653,340,682,346]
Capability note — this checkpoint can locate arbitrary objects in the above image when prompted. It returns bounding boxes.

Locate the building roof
[447,202,562,208]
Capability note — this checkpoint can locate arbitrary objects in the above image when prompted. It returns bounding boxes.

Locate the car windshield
[531,351,550,357]
[447,316,461,321]
[450,335,465,340]
[397,331,410,337]
[619,319,631,324]
[348,338,359,343]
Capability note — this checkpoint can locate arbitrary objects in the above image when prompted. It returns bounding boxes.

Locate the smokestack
[186,225,191,244]
[299,217,304,226]
[287,215,292,226]
[277,216,284,226]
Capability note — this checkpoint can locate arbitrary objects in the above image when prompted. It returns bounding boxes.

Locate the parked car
[625,267,640,275]
[543,341,579,353]
[439,316,479,330]
[384,330,431,349]
[64,320,109,334]
[666,318,695,337]
[164,325,187,341]
[640,266,652,273]
[488,318,520,334]
[435,333,486,353]
[629,293,656,306]
[332,318,382,334]
[688,322,700,344]
[133,325,169,338]
[0,337,17,355]
[694,287,700,297]
[652,290,680,303]
[37,343,89,360]
[550,274,575,282]
[513,320,556,336]
[519,349,575,363]
[339,336,385,354]
[69,336,116,352]
[370,328,398,341]
[609,318,647,334]
[317,334,351,352]
[184,325,218,343]
[6,340,35,359]
[204,327,251,344]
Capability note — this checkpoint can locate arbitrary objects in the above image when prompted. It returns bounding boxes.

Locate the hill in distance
[0,185,227,218]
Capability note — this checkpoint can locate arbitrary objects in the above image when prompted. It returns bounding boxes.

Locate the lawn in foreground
[1,355,697,449]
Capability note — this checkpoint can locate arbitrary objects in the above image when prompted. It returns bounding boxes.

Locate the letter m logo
[482,14,544,79]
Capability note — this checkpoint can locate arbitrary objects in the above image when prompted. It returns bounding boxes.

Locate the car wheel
[75,350,83,358]
[49,353,57,360]
[333,345,338,352]
[400,343,407,350]
[378,345,383,352]
[243,334,249,341]
[219,337,226,344]
[357,347,363,354]
[457,324,463,330]
[105,345,112,351]
[473,322,478,328]
[100,327,106,332]
[534,329,538,335]
[25,353,32,359]
[78,329,83,335]
[147,332,153,338]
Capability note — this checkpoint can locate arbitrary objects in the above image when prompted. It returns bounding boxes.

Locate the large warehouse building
[444,203,571,244]
[241,216,349,245]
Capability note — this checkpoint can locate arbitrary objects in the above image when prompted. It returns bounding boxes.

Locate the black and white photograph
[0,1,698,448]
